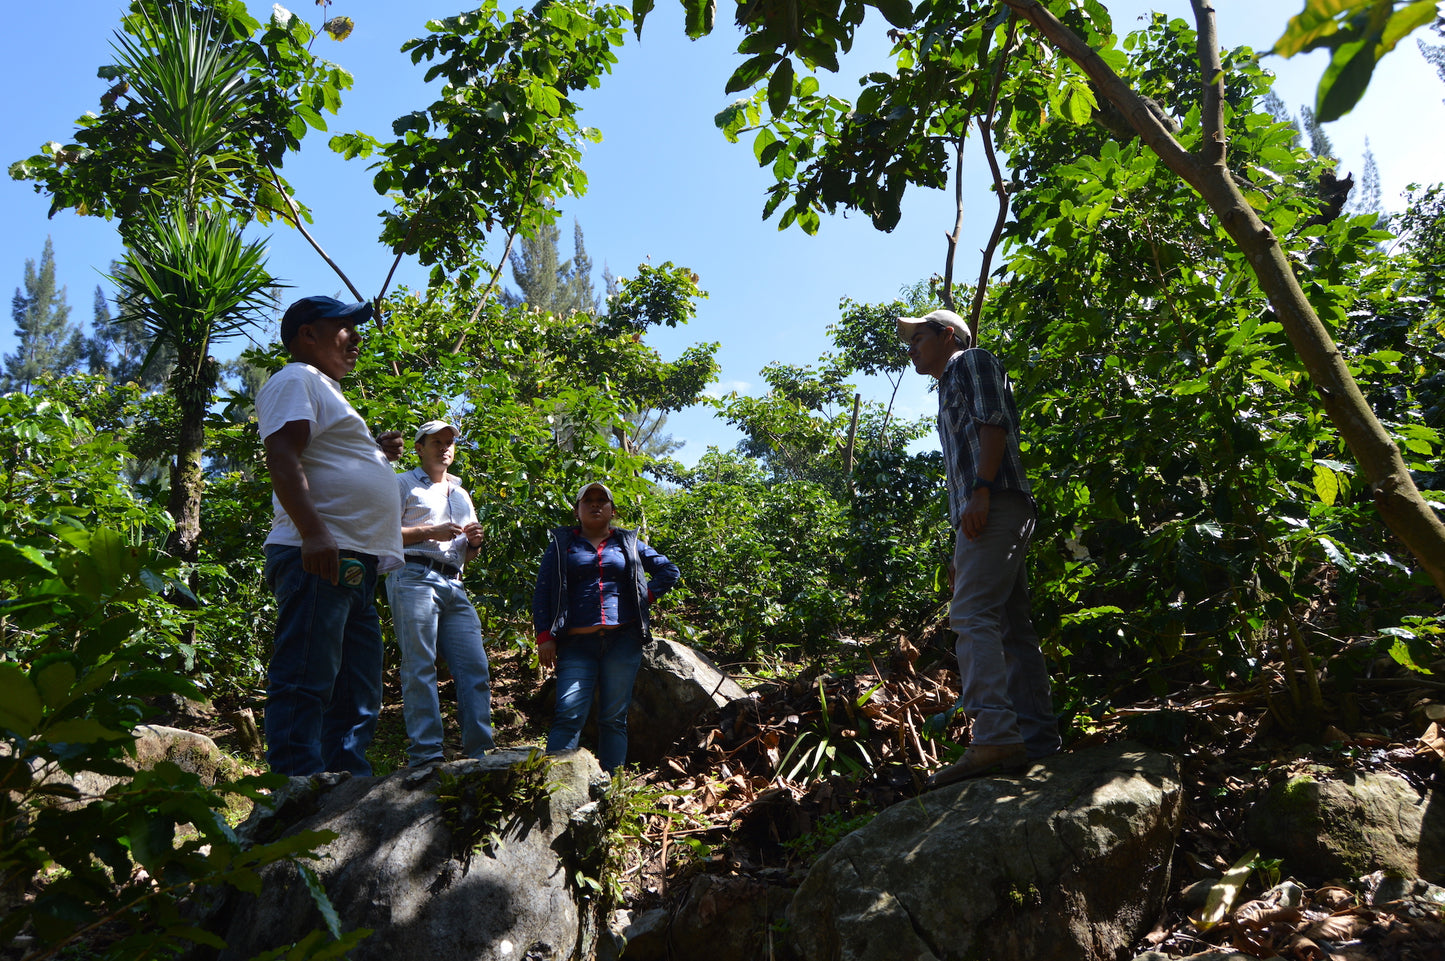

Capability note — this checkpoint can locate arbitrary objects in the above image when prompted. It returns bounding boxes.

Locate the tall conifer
[2,237,84,394]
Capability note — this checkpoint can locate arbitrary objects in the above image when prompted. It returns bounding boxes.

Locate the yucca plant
[110,210,275,563]
[108,1,263,227]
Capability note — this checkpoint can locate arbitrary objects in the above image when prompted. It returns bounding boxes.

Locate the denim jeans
[950,490,1061,760]
[263,544,384,776]
[547,624,644,772]
[386,563,494,765]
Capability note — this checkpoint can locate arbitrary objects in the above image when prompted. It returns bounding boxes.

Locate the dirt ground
[188,634,1445,961]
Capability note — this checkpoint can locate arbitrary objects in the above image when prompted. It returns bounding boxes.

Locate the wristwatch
[971,477,995,492]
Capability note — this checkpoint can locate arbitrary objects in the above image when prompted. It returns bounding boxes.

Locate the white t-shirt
[396,466,477,570]
[255,363,403,571]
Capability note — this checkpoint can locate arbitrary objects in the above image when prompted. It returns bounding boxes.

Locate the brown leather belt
[405,554,461,579]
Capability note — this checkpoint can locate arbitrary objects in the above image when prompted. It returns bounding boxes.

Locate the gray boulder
[38,724,242,804]
[205,748,608,961]
[627,636,748,765]
[1245,767,1444,883]
[787,742,1183,961]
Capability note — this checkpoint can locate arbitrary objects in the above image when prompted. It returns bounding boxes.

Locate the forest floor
[191,627,1445,961]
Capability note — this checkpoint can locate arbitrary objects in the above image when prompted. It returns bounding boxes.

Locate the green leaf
[40,718,131,745]
[1312,464,1339,506]
[1192,849,1258,931]
[683,0,717,38]
[0,663,43,737]
[1317,536,1356,571]
[726,53,780,94]
[874,0,915,29]
[753,127,778,164]
[632,0,656,38]
[1275,0,1437,120]
[1383,634,1430,673]
[33,659,78,711]
[1172,378,1210,396]
[296,103,328,132]
[1058,77,1098,125]
[768,59,795,117]
[714,101,749,142]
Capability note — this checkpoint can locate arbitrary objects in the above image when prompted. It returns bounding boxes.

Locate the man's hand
[428,522,465,541]
[538,639,557,670]
[464,521,484,549]
[960,488,990,541]
[300,528,341,585]
[377,430,405,461]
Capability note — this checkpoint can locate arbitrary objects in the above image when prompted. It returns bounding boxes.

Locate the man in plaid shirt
[898,309,1060,786]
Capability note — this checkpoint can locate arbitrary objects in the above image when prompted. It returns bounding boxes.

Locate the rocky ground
[190,631,1445,961]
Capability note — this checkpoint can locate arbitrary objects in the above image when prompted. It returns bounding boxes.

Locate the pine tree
[1420,19,1445,102]
[2,237,84,394]
[1299,106,1336,161]
[503,218,600,315]
[1347,139,1384,222]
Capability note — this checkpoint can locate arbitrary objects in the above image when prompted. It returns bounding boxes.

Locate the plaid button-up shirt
[937,348,1031,530]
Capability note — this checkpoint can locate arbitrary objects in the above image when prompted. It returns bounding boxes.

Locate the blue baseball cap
[280,296,373,347]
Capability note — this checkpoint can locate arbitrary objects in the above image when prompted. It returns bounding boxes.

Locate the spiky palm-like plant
[108,1,263,226]
[111,211,275,562]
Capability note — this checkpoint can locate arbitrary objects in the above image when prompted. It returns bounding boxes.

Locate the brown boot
[926,743,1028,789]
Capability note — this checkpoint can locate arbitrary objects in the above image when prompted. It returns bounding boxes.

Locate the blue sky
[4,1,1442,463]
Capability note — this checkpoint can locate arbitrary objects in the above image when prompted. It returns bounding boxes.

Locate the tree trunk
[165,353,219,563]
[1000,0,1445,596]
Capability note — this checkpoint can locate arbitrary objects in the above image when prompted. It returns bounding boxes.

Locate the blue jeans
[263,545,384,776]
[547,624,644,772]
[386,563,494,765]
[950,490,1060,760]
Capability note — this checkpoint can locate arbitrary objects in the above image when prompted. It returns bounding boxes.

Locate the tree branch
[967,15,1020,344]
[453,167,540,354]
[374,208,425,307]
[261,160,363,303]
[998,0,1445,594]
[941,134,965,313]
[1192,0,1226,168]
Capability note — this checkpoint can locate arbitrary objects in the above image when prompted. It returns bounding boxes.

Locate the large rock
[1245,767,1445,884]
[627,636,748,765]
[40,725,242,804]
[204,748,609,961]
[787,742,1183,961]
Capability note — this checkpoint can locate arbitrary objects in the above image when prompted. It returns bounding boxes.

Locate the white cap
[896,309,972,349]
[414,420,458,444]
[575,481,614,504]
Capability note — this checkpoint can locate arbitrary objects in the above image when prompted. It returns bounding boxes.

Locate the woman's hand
[538,639,557,670]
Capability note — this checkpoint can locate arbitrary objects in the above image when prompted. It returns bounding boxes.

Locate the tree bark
[999,0,1445,596]
[164,352,217,565]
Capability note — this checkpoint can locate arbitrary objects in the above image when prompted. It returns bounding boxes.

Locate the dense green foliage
[4,2,1445,957]
[986,16,1441,731]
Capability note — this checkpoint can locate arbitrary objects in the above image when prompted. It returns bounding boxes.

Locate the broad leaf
[1192,850,1258,931]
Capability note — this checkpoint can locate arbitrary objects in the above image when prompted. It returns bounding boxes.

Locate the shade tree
[644,0,1445,596]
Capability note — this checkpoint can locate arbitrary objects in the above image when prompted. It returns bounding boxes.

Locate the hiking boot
[926,743,1028,790]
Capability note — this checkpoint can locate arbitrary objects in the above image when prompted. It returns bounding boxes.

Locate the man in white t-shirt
[255,295,405,776]
[387,420,494,766]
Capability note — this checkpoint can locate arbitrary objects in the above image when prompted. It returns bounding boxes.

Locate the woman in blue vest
[532,481,680,771]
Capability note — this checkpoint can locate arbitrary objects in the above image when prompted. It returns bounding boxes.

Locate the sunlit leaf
[1312,464,1339,506]
[322,16,353,41]
[1191,850,1258,931]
